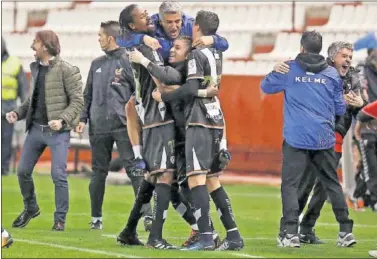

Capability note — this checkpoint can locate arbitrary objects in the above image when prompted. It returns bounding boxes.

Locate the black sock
[149,183,171,241]
[170,183,197,228]
[210,186,241,240]
[191,185,212,243]
[123,179,154,235]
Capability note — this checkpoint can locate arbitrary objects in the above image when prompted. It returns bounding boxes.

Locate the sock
[92,217,102,223]
[123,179,154,235]
[133,145,143,159]
[210,186,241,240]
[191,185,212,243]
[149,183,171,241]
[170,183,197,227]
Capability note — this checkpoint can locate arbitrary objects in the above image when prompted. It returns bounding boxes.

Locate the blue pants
[17,124,70,222]
[1,117,14,174]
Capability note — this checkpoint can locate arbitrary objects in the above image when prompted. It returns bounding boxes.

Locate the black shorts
[185,126,223,178]
[143,123,176,175]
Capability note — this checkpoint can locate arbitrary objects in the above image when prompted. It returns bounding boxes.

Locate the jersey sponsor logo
[295,76,326,85]
[188,59,197,75]
[205,101,223,121]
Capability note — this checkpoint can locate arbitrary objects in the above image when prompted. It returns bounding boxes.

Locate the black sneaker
[216,238,244,251]
[213,233,222,249]
[12,208,40,228]
[117,231,144,246]
[182,229,200,247]
[52,221,65,231]
[300,229,325,244]
[90,220,103,230]
[143,216,152,232]
[146,239,177,249]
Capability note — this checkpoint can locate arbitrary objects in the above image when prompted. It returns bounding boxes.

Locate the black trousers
[358,134,377,206]
[89,129,151,218]
[280,141,353,235]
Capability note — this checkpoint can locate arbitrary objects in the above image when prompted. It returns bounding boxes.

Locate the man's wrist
[59,118,66,126]
[197,89,207,97]
[140,57,150,68]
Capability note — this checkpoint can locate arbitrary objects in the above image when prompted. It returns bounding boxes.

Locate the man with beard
[115,4,186,249]
[125,35,221,248]
[152,10,244,251]
[118,0,229,62]
[261,31,355,248]
[273,41,366,245]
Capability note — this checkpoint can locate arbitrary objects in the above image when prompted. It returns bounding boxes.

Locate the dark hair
[36,30,60,56]
[119,4,138,34]
[176,35,192,53]
[194,10,219,36]
[100,21,120,39]
[300,31,322,54]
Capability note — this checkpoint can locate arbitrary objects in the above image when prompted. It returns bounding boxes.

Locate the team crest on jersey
[188,59,197,75]
[115,68,123,76]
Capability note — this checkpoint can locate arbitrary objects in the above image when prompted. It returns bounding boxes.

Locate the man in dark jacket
[6,30,84,231]
[261,31,355,248]
[1,37,28,175]
[75,21,152,231]
[273,41,367,244]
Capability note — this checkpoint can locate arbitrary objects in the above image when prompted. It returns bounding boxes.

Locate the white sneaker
[336,233,356,247]
[277,233,300,248]
[369,250,377,258]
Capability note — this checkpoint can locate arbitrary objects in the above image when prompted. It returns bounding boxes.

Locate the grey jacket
[15,56,84,131]
[80,48,133,134]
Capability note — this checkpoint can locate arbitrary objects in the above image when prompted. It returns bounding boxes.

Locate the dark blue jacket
[261,53,346,150]
[117,13,229,62]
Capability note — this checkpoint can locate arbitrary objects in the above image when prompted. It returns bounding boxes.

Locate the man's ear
[129,23,135,30]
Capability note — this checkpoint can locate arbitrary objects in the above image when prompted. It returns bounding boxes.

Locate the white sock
[2,229,9,238]
[191,224,199,231]
[133,145,143,159]
[92,217,102,223]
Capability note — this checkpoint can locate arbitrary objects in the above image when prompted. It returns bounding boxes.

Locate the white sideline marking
[102,234,377,243]
[230,252,265,258]
[14,238,141,258]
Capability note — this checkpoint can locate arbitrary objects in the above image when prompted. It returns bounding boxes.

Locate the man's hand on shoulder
[143,35,162,50]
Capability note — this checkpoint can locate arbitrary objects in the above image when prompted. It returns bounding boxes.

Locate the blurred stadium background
[1,2,377,258]
[2,1,376,185]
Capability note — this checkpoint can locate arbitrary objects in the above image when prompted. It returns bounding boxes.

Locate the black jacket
[332,62,368,138]
[80,48,134,134]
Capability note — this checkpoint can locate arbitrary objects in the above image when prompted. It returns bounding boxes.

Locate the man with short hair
[1,37,28,176]
[7,30,84,231]
[154,10,243,251]
[261,31,355,248]
[116,4,178,249]
[123,35,221,248]
[75,21,152,230]
[118,0,229,62]
[273,41,367,244]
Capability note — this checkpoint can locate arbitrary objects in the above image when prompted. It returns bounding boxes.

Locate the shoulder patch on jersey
[188,59,197,75]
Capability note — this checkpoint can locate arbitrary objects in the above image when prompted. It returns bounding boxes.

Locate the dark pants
[280,141,353,235]
[359,134,377,206]
[286,152,342,233]
[89,130,151,218]
[1,117,14,174]
[17,125,70,222]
